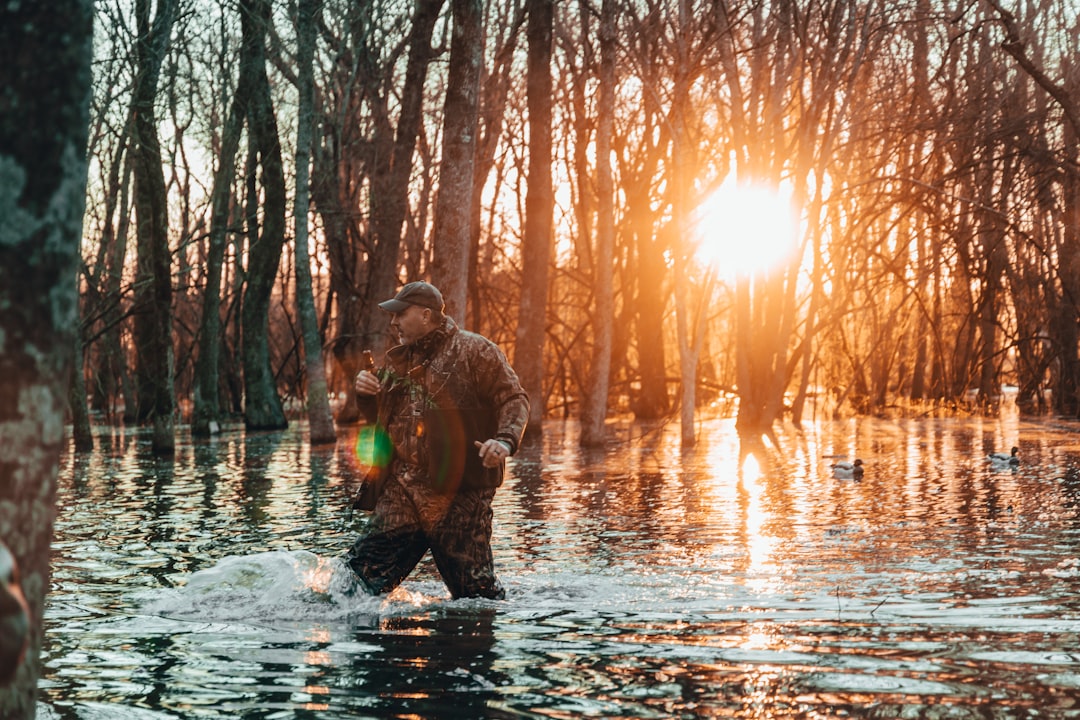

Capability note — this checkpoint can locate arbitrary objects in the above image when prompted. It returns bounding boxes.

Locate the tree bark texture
[430,0,484,322]
[0,2,93,715]
[518,0,555,438]
[580,0,614,447]
[241,0,288,431]
[192,84,248,436]
[130,0,178,453]
[294,0,337,445]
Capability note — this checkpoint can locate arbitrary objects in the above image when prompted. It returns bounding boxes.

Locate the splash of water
[138,550,432,623]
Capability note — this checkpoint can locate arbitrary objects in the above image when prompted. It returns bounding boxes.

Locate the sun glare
[693,179,797,277]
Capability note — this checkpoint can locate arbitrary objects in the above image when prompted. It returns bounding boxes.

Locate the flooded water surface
[42,413,1080,718]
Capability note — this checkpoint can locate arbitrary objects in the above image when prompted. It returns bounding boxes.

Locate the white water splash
[140,549,444,623]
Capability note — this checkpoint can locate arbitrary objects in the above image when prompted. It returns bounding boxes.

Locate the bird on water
[831,458,864,480]
[986,446,1020,469]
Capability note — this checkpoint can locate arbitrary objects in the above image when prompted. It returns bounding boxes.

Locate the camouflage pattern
[359,316,529,491]
[346,464,503,600]
[348,316,527,599]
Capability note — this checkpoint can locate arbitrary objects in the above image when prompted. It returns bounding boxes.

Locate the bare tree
[193,5,251,436]
[430,0,485,320]
[986,0,1080,416]
[517,0,555,438]
[294,0,337,444]
[241,0,288,430]
[130,0,179,453]
[365,0,447,347]
[316,0,445,424]
[579,0,615,446]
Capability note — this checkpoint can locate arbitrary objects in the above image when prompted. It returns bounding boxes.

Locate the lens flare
[355,425,392,469]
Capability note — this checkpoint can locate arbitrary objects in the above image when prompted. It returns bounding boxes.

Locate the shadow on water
[40,413,1080,718]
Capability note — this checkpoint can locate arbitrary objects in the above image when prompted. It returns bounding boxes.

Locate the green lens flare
[355,425,392,468]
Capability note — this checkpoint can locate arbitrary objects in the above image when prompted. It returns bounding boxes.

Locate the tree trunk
[0,2,92,715]
[69,330,93,452]
[192,93,247,436]
[580,0,614,447]
[89,131,131,419]
[430,0,484,322]
[241,0,288,431]
[517,0,555,438]
[130,0,178,454]
[632,204,670,419]
[467,8,522,330]
[669,7,698,447]
[313,143,363,423]
[295,0,336,445]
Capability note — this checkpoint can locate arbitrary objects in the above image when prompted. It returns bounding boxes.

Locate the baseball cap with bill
[378,281,445,313]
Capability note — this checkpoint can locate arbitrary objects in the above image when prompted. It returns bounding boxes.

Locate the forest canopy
[76,0,1080,451]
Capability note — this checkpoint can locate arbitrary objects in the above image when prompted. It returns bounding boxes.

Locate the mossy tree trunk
[0,2,93,716]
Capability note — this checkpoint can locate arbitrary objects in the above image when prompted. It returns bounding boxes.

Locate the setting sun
[693,178,797,277]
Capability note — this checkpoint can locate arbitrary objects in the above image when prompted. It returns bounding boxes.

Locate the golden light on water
[739,452,779,590]
[741,452,762,483]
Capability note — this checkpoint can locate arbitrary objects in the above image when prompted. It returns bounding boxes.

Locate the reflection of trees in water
[238,434,280,525]
[296,609,505,716]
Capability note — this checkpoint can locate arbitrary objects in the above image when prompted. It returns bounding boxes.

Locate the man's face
[389,304,432,345]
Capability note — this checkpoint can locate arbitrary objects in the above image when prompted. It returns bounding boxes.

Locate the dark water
[40,411,1080,718]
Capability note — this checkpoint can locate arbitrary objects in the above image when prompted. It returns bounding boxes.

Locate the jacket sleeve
[475,338,530,454]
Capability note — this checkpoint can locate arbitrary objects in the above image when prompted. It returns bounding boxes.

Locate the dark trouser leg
[346,478,428,595]
[428,487,504,600]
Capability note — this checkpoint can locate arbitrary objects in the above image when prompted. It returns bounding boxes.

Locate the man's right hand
[354,370,380,396]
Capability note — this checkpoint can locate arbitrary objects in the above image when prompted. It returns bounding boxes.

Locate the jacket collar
[388,316,457,369]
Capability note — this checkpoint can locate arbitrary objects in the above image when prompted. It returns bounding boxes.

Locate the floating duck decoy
[986,446,1020,468]
[831,458,864,479]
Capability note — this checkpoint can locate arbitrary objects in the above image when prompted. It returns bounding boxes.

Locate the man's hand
[354,370,380,396]
[474,439,511,468]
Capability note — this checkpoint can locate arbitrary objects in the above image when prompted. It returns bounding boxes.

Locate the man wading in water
[347,281,529,599]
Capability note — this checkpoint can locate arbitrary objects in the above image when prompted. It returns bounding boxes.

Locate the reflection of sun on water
[740,453,781,593]
[700,438,781,592]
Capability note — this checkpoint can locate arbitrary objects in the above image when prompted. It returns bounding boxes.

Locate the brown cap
[378,281,445,313]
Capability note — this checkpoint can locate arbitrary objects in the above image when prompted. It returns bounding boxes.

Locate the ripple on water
[41,417,1080,718]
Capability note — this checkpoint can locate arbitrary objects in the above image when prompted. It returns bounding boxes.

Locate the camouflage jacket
[359,317,529,492]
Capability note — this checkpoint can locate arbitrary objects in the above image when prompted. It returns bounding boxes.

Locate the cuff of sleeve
[495,434,517,455]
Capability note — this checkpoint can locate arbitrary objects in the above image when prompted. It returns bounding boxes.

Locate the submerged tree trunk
[0,2,92,715]
[294,0,336,445]
[241,0,288,431]
[192,87,247,436]
[518,0,554,439]
[633,212,669,419]
[192,5,256,437]
[69,330,93,452]
[580,0,614,447]
[130,0,179,454]
[89,129,133,420]
[430,0,484,321]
